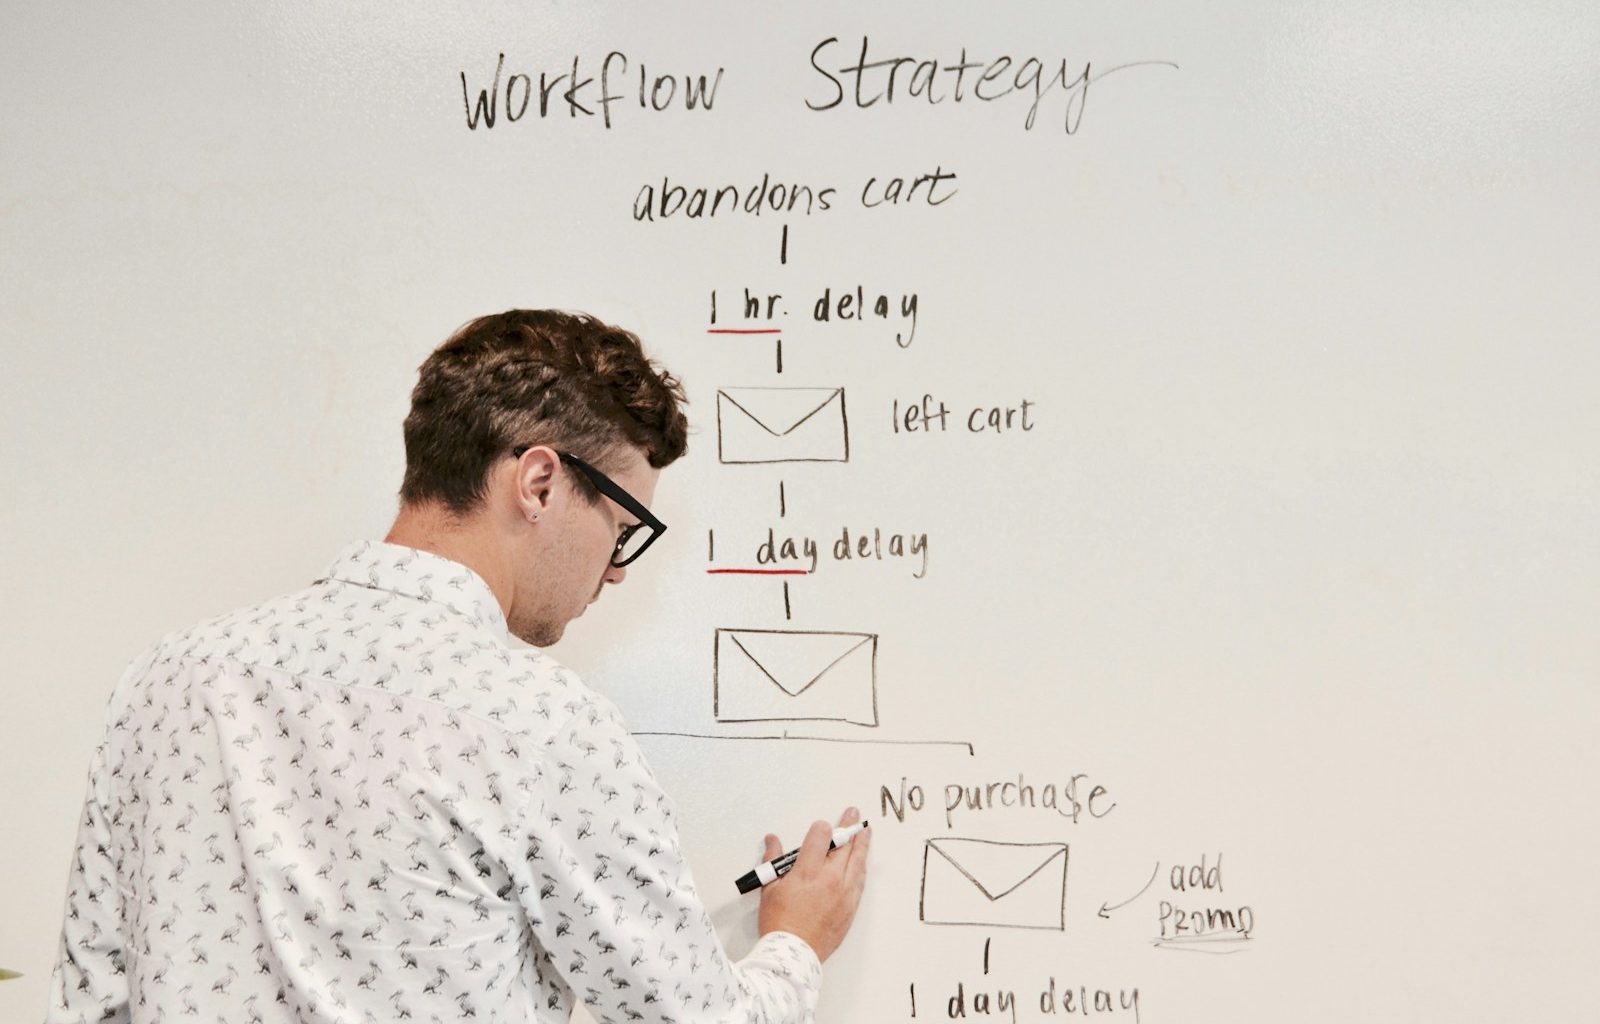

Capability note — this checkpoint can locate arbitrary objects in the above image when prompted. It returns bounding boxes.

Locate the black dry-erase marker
[735,822,869,895]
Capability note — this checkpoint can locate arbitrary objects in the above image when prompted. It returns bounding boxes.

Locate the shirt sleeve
[45,731,131,1024]
[509,697,823,1024]
[45,643,161,1024]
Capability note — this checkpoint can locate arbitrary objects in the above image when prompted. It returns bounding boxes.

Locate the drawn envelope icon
[920,838,1069,930]
[717,387,849,464]
[714,628,877,726]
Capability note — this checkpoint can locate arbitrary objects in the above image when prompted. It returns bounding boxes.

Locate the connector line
[706,568,810,576]
[635,730,976,756]
[1098,862,1161,919]
[783,580,792,620]
[706,328,782,334]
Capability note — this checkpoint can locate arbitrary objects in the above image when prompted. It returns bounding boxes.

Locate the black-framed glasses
[510,446,666,567]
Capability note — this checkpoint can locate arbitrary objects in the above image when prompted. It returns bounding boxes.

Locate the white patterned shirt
[47,540,821,1024]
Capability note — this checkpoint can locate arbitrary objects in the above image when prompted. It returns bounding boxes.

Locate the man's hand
[756,806,872,962]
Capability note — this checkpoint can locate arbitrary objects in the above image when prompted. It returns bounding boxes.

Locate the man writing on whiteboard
[47,309,870,1023]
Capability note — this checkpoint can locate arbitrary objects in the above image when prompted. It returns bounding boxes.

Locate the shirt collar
[318,540,509,642]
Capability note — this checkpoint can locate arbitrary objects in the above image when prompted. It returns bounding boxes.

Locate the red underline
[706,328,782,335]
[707,568,811,575]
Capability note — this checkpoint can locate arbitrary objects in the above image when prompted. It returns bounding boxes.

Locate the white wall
[4,2,1598,1020]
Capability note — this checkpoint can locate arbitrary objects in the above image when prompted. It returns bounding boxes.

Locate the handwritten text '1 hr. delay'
[711,286,920,348]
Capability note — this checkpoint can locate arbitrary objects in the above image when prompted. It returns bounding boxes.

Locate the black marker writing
[635,174,836,221]
[806,36,1177,134]
[461,51,724,130]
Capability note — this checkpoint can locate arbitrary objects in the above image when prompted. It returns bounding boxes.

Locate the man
[47,310,870,1023]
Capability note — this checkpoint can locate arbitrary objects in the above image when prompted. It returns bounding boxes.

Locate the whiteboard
[3,2,1597,1021]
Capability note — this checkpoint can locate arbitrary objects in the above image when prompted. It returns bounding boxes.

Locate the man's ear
[511,446,562,523]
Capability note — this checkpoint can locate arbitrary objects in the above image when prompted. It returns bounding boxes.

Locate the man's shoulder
[121,584,320,675]
[483,647,628,745]
[112,575,628,752]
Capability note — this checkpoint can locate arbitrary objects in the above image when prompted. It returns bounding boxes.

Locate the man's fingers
[844,816,872,877]
[762,833,783,862]
[775,810,868,879]
[834,806,865,871]
[794,819,832,874]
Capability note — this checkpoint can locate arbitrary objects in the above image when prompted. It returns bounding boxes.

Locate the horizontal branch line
[635,731,975,756]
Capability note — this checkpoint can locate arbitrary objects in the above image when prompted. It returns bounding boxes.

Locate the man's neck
[384,504,515,619]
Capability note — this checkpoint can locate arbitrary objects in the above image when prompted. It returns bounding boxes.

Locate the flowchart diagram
[604,61,1265,1019]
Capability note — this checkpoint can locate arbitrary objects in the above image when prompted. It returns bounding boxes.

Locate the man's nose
[602,564,628,586]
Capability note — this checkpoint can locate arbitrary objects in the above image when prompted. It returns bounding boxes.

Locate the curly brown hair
[398,310,688,515]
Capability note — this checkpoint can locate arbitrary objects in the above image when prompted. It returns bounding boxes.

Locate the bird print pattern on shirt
[48,540,822,1024]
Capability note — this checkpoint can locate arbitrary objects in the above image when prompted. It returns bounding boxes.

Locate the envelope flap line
[927,841,1067,901]
[720,389,841,437]
[728,633,873,697]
